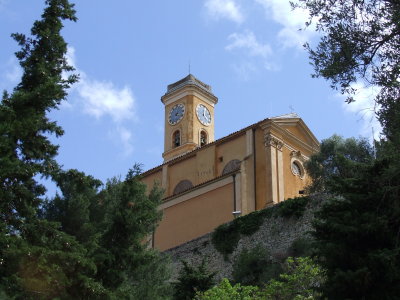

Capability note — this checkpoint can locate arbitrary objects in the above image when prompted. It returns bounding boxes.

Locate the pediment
[269,116,320,153]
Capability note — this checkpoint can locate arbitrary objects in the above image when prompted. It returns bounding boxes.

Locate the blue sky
[0,0,380,185]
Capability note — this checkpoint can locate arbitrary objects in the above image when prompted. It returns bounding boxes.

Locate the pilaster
[264,133,285,204]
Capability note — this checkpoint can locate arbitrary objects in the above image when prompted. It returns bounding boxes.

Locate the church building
[141,75,319,251]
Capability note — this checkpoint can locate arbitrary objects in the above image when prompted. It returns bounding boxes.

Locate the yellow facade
[141,75,319,251]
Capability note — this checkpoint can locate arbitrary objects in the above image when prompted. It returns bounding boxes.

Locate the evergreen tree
[305,135,375,194]
[231,244,282,287]
[173,260,216,300]
[0,1,171,298]
[43,166,170,299]
[0,1,104,298]
[293,1,400,298]
[305,136,400,299]
[94,166,165,295]
[0,0,77,230]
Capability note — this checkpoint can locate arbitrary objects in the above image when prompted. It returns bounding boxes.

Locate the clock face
[169,103,185,125]
[196,104,211,126]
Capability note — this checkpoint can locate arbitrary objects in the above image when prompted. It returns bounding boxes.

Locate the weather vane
[289,105,294,113]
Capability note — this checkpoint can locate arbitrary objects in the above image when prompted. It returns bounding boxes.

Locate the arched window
[173,180,193,195]
[173,130,181,148]
[222,159,241,175]
[200,130,207,147]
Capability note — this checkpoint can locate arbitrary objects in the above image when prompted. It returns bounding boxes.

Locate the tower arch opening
[200,130,208,147]
[173,130,181,148]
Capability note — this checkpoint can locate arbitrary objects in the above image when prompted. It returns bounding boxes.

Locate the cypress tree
[0,1,107,298]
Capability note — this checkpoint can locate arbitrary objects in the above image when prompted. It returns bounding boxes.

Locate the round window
[291,161,302,176]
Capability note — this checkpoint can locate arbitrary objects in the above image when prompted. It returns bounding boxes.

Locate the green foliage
[274,197,310,218]
[0,0,77,233]
[42,166,169,299]
[195,278,259,300]
[232,244,282,287]
[211,197,310,258]
[235,209,270,236]
[294,4,400,296]
[305,135,374,193]
[94,167,164,294]
[306,135,400,299]
[0,1,102,298]
[313,192,400,299]
[120,251,173,300]
[0,2,171,298]
[197,257,324,300]
[173,260,216,300]
[261,257,324,300]
[294,0,400,135]
[43,169,102,245]
[211,222,241,259]
[288,237,314,258]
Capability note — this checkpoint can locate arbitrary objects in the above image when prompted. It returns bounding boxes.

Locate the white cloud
[78,80,134,122]
[204,0,244,24]
[225,30,275,77]
[255,0,315,49]
[65,45,77,71]
[339,83,382,140]
[226,31,272,57]
[66,46,136,155]
[116,126,133,157]
[231,61,257,81]
[66,46,135,123]
[107,126,133,157]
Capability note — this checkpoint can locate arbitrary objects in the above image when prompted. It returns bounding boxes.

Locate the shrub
[261,257,324,299]
[173,260,215,300]
[232,244,282,287]
[195,278,259,300]
[288,237,315,258]
[235,211,264,236]
[274,196,310,218]
[211,197,310,258]
[211,223,241,260]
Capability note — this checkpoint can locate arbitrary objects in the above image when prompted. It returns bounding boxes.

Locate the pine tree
[173,260,216,300]
[93,166,165,295]
[0,1,173,298]
[0,0,77,230]
[42,166,171,299]
[305,136,400,299]
[293,1,400,298]
[0,1,109,298]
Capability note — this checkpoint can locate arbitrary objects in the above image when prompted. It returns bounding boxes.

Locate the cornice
[161,84,218,106]
[260,120,319,154]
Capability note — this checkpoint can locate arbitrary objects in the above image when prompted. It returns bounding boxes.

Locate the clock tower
[161,74,218,162]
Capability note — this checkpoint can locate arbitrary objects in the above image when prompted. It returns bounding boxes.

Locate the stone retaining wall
[164,195,325,280]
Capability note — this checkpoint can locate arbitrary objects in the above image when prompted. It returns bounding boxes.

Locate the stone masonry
[164,194,326,280]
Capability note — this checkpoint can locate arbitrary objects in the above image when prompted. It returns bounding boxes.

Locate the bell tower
[161,75,218,162]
